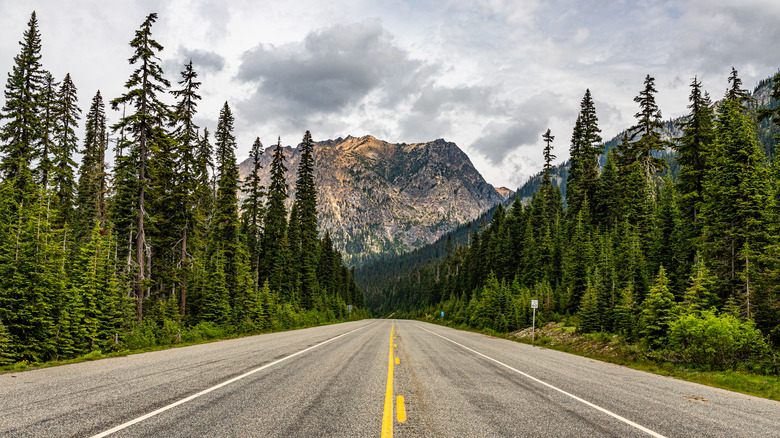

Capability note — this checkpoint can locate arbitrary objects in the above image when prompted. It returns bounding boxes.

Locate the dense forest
[363,71,780,372]
[0,12,364,365]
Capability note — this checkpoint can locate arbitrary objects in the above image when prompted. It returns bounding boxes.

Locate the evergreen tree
[579,269,601,333]
[295,130,318,309]
[674,76,714,257]
[261,138,289,296]
[170,60,202,315]
[110,13,171,324]
[0,12,46,196]
[52,73,80,225]
[627,75,670,187]
[566,89,602,217]
[241,137,265,289]
[541,128,555,187]
[701,69,770,315]
[74,91,107,246]
[593,148,620,228]
[212,102,240,299]
[35,72,58,190]
[640,266,677,350]
[681,255,717,314]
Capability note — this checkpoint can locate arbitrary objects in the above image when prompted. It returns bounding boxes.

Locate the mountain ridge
[239,135,505,265]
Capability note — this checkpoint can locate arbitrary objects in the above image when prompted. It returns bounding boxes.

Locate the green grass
[0,317,364,375]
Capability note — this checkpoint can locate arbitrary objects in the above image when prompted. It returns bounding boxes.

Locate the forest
[361,70,780,373]
[0,12,364,366]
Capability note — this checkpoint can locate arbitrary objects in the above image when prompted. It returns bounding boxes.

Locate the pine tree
[681,254,717,314]
[674,76,714,259]
[613,282,636,340]
[295,130,319,309]
[640,266,677,350]
[74,91,107,246]
[579,269,601,333]
[35,72,58,190]
[241,137,265,289]
[170,60,202,315]
[566,89,602,217]
[52,73,80,226]
[212,102,240,299]
[110,13,171,324]
[593,148,620,228]
[261,138,289,297]
[0,12,46,196]
[627,75,670,187]
[541,128,555,187]
[701,69,770,314]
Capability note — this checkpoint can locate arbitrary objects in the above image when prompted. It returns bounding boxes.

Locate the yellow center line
[395,357,400,365]
[381,322,395,438]
[397,396,407,423]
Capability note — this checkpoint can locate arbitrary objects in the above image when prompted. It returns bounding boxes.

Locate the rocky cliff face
[238,135,503,265]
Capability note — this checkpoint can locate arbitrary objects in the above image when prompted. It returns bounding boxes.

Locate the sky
[1,0,779,189]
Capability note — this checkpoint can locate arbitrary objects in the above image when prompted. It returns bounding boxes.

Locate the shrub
[667,310,770,370]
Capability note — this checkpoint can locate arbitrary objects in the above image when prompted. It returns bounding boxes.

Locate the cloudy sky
[1,1,778,189]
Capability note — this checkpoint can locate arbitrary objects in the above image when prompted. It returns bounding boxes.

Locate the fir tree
[675,76,714,237]
[261,138,289,297]
[681,254,717,314]
[241,137,265,289]
[295,130,318,309]
[640,266,677,350]
[566,89,602,217]
[74,91,107,246]
[0,12,46,196]
[701,69,770,314]
[35,72,58,190]
[52,73,80,225]
[170,60,202,315]
[110,13,171,324]
[627,75,669,188]
[541,128,555,187]
[212,102,240,299]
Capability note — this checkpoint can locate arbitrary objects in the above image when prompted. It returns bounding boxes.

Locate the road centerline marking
[414,323,667,438]
[381,322,395,438]
[89,322,375,438]
[397,395,407,423]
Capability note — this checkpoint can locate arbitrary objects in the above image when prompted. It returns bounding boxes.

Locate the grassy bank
[422,317,780,402]
[0,316,365,374]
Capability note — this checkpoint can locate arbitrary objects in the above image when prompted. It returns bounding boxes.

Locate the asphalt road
[1,319,778,437]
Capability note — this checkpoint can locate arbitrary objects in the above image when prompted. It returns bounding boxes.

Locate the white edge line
[413,323,667,438]
[90,322,374,438]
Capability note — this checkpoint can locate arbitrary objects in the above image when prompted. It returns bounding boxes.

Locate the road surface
[1,319,778,437]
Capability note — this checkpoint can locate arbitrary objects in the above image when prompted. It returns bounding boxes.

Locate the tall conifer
[110,13,171,324]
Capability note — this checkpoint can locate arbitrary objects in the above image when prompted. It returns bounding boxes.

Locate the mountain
[238,135,504,265]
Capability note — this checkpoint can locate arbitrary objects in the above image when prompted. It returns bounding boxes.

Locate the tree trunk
[180,225,187,317]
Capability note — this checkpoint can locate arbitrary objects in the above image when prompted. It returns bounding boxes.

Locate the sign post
[347,305,353,316]
[530,300,538,342]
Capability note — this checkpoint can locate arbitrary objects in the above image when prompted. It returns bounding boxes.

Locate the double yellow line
[382,323,395,437]
[381,322,406,437]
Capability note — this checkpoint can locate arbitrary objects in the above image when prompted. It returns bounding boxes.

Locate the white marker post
[531,300,538,342]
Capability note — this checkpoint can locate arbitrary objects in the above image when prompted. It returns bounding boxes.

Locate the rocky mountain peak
[239,136,503,265]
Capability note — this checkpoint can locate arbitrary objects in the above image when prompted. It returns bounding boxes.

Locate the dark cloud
[472,91,570,164]
[166,48,226,75]
[237,19,421,121]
